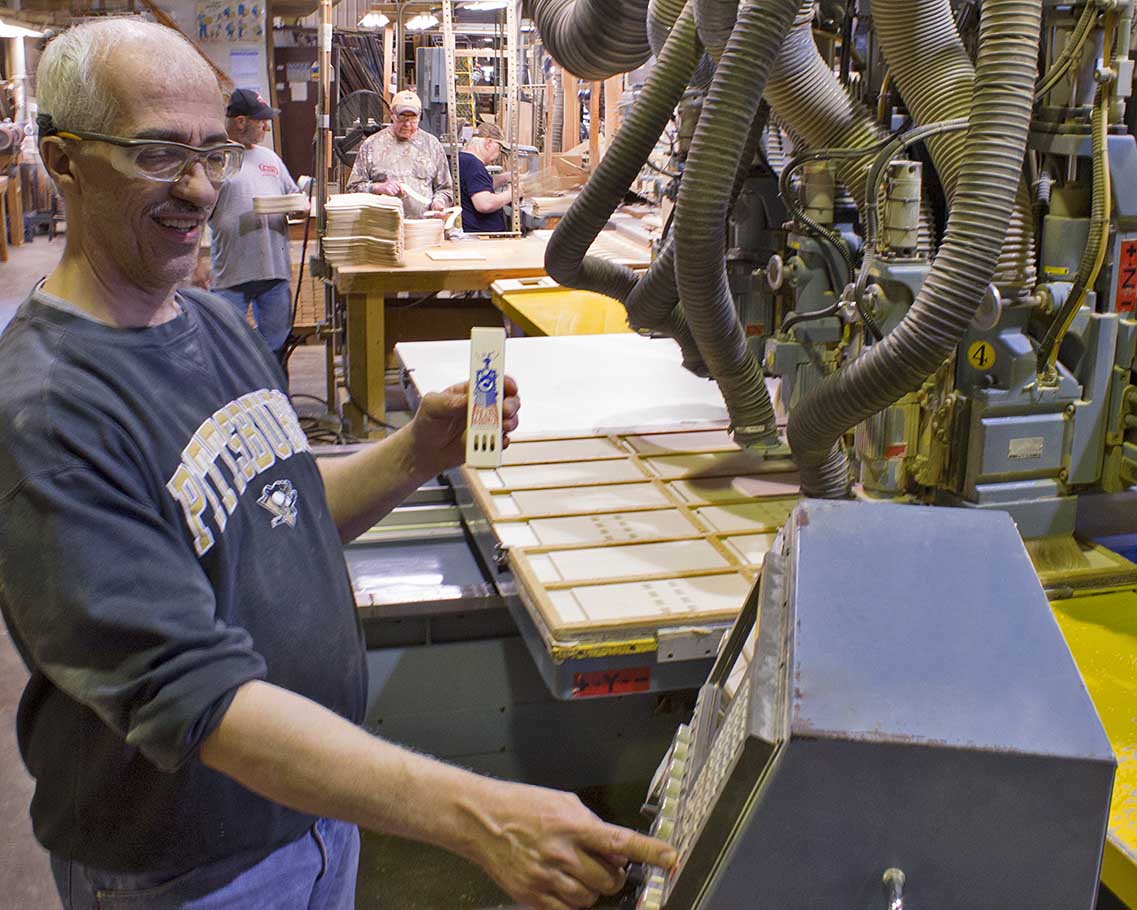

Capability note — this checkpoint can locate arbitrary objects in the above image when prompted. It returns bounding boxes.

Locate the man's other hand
[408,374,520,475]
[467,780,677,910]
[430,199,445,212]
[373,180,403,197]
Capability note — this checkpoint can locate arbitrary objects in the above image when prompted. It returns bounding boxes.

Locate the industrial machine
[337,0,1137,902]
[450,0,1137,905]
[532,0,1137,546]
[632,499,1115,910]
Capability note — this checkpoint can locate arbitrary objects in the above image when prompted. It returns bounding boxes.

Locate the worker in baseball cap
[459,121,517,233]
[208,87,302,361]
[345,89,453,217]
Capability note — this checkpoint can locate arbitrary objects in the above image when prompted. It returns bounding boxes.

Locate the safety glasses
[56,129,245,185]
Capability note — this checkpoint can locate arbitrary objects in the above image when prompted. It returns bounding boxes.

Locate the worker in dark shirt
[0,18,675,910]
[459,121,516,233]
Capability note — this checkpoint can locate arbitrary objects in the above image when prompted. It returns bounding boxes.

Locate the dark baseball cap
[226,88,280,120]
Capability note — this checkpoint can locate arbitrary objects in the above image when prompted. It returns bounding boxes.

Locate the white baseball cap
[391,90,422,116]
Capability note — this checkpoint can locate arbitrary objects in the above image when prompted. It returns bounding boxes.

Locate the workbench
[331,231,650,435]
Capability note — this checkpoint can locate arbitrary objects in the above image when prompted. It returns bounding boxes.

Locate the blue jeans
[50,818,359,910]
[212,279,293,353]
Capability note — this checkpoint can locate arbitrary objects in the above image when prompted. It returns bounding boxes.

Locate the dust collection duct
[538,0,1115,522]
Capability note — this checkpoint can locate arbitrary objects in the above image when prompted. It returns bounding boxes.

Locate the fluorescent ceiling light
[406,13,439,30]
[0,18,45,38]
[461,1,509,9]
[358,11,389,28]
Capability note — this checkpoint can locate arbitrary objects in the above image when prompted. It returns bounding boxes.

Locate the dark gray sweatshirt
[0,285,366,875]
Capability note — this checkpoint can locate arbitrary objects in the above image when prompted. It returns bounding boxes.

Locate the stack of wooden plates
[253,193,309,214]
[403,217,444,250]
[324,193,405,267]
[322,236,402,267]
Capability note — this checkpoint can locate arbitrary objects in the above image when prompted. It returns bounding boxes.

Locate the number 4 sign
[1116,237,1137,314]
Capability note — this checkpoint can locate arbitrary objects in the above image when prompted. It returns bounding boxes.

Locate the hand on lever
[465,778,677,910]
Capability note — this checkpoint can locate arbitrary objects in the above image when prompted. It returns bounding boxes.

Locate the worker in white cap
[346,89,453,217]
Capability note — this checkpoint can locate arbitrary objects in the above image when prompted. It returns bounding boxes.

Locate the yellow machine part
[1052,589,1137,908]
[492,285,633,337]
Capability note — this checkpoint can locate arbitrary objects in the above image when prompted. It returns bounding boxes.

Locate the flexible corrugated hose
[695,0,740,56]
[786,0,1042,497]
[872,0,1037,299]
[650,0,715,87]
[766,1,887,215]
[623,111,767,374]
[673,0,800,446]
[528,0,653,81]
[544,4,703,318]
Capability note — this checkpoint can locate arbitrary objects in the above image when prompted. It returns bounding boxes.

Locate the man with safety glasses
[346,89,454,217]
[206,88,302,362]
[0,17,674,910]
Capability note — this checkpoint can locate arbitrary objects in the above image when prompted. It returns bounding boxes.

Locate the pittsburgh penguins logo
[257,479,298,528]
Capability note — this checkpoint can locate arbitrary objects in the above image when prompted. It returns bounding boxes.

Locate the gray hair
[464,136,493,158]
[37,18,216,134]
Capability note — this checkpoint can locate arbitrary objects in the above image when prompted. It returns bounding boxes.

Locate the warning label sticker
[1008,436,1045,461]
[1116,237,1137,314]
[572,667,651,698]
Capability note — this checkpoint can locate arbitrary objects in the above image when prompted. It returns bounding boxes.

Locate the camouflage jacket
[346,127,454,218]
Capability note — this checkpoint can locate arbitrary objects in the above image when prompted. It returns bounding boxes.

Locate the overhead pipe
[766,1,887,215]
[786,0,1042,496]
[528,0,653,81]
[672,0,801,446]
[872,0,1037,298]
[544,4,703,326]
[623,111,768,373]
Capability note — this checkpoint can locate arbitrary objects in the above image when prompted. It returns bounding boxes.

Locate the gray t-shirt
[208,145,299,290]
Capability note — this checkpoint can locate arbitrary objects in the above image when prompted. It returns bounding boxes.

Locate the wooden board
[502,437,627,465]
[476,458,646,490]
[425,248,486,261]
[460,427,802,642]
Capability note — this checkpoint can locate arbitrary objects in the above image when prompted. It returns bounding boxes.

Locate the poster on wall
[196,1,265,42]
[229,49,264,96]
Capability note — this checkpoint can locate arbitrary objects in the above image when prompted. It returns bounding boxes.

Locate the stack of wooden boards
[460,428,801,643]
[323,193,448,267]
[323,193,404,267]
[403,217,445,249]
[252,193,309,215]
